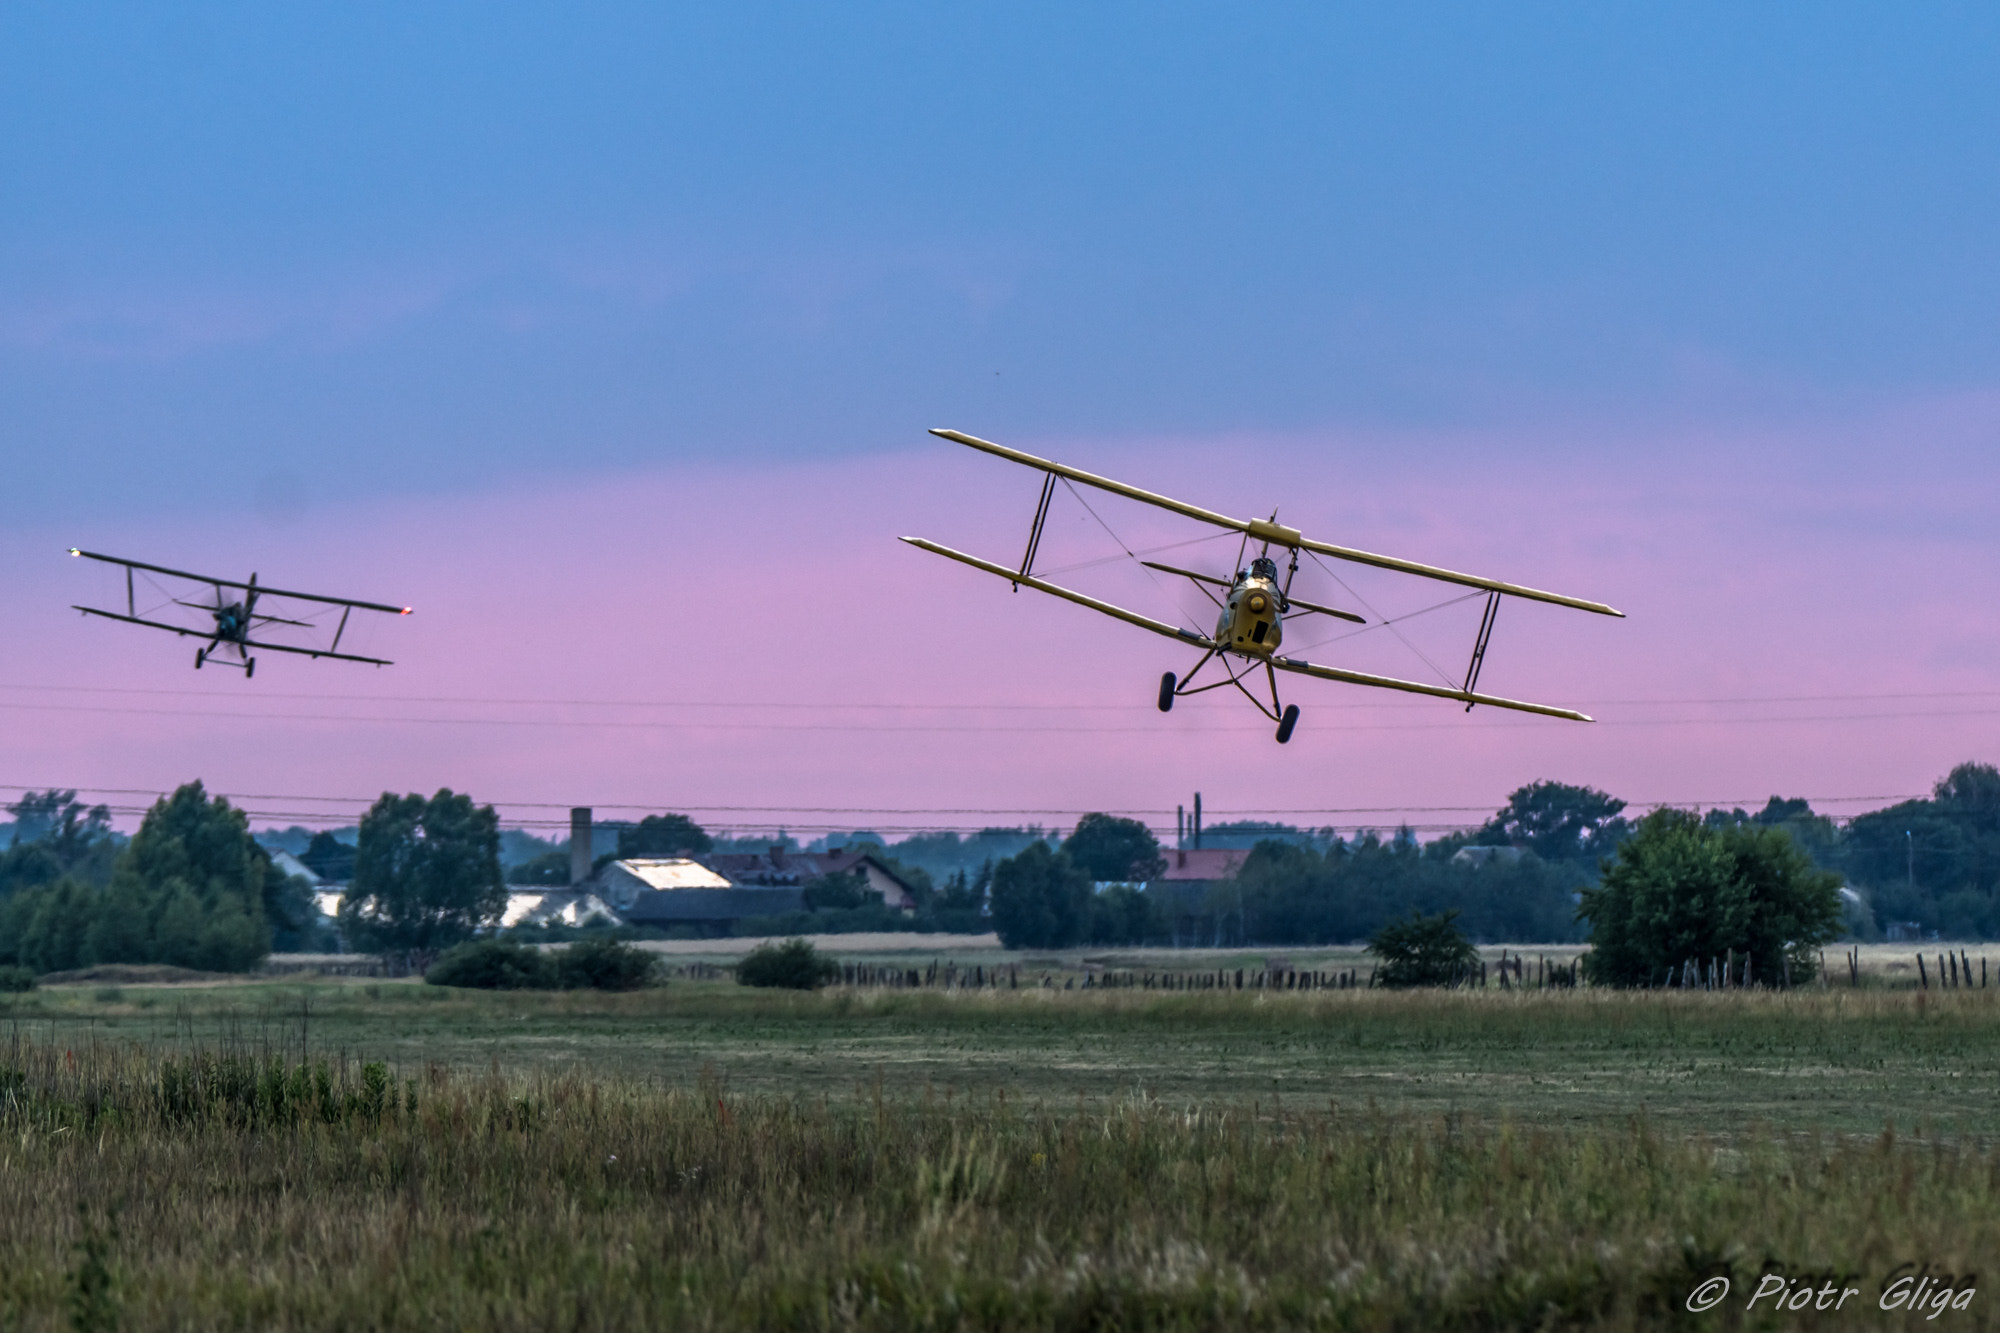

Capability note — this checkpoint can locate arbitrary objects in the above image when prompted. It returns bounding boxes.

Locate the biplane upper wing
[68,549,411,615]
[66,606,396,666]
[930,429,1622,618]
[900,539,1216,649]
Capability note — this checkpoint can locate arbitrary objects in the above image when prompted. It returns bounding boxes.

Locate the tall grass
[0,1033,1996,1329]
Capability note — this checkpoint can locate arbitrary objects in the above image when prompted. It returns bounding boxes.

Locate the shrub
[0,965,34,992]
[736,938,839,990]
[553,937,660,991]
[1581,809,1844,987]
[425,939,554,990]
[1368,909,1479,988]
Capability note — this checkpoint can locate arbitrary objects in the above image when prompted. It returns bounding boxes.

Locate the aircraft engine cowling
[1216,577,1284,655]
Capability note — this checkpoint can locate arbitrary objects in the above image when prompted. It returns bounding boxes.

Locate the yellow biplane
[903,429,1621,743]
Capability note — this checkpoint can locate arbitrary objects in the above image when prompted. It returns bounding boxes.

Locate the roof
[270,849,323,885]
[606,858,733,890]
[621,887,805,923]
[501,890,621,929]
[1155,848,1251,881]
[704,847,916,894]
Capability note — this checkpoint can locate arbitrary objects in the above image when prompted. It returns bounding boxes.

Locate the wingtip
[67,547,80,556]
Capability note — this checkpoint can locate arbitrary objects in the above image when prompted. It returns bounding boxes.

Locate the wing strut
[331,605,351,653]
[1017,472,1056,589]
[1462,592,1500,711]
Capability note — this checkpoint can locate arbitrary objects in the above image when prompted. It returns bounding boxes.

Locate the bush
[0,965,34,992]
[735,938,840,989]
[425,939,554,989]
[1368,909,1479,988]
[553,937,660,991]
[1581,809,1844,987]
[427,938,665,990]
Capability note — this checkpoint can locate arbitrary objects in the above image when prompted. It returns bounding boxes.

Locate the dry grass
[2,1031,1997,1330]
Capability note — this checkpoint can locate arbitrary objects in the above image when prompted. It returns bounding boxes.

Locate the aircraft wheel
[1275,704,1299,744]
[1157,671,1177,712]
[245,657,256,679]
[195,648,205,669]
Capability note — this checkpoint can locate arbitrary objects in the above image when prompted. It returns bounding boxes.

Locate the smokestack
[570,807,592,885]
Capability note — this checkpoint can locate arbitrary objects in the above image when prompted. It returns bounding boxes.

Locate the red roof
[1156,848,1250,881]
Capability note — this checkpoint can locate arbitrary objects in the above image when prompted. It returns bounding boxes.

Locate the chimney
[570,808,592,885]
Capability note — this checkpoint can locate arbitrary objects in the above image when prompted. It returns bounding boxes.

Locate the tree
[801,868,872,911]
[1086,883,1158,946]
[617,813,713,858]
[1060,813,1165,882]
[299,831,357,881]
[0,790,118,895]
[1581,809,1843,987]
[989,842,1092,949]
[112,782,270,971]
[1478,782,1628,864]
[340,790,505,954]
[1368,909,1478,987]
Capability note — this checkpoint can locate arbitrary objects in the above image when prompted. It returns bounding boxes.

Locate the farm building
[598,857,735,909]
[1146,847,1252,948]
[618,887,806,936]
[703,845,921,912]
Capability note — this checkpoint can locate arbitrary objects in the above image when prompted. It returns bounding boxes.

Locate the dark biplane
[68,549,411,677]
[904,429,1622,742]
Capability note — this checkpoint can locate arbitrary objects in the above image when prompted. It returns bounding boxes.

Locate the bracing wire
[1303,550,1466,688]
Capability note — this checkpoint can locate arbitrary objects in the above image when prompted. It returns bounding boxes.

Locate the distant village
[263,805,1261,946]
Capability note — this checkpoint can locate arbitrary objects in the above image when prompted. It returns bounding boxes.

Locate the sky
[5,3,2000,841]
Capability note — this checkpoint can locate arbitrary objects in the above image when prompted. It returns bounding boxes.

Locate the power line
[7,681,2000,710]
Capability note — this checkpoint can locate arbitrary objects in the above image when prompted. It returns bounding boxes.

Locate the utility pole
[1193,792,1202,849]
[1177,804,1185,850]
[1907,829,1914,889]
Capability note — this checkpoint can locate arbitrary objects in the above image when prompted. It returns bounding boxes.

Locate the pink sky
[7,397,2000,842]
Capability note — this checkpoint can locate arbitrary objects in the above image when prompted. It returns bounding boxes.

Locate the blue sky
[7,3,2000,520]
[8,4,2000,830]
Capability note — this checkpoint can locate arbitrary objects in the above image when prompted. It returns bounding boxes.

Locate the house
[599,857,734,910]
[702,845,919,913]
[270,849,323,884]
[1147,847,1252,948]
[1450,846,1525,868]
[500,889,622,930]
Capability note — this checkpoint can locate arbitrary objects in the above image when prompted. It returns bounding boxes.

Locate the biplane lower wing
[900,540,1590,722]
[899,539,1215,649]
[71,606,395,666]
[1269,655,1591,722]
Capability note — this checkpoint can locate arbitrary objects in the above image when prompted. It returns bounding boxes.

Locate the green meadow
[2,967,1997,1329]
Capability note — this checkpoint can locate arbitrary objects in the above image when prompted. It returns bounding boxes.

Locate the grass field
[3,962,1998,1328]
